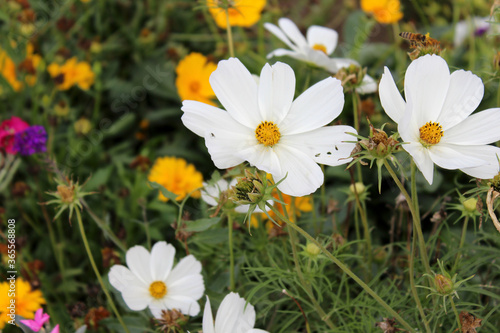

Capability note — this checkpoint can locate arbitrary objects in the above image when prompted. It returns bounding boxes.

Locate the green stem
[287,220,336,330]
[225,10,235,58]
[266,202,416,333]
[409,221,431,333]
[228,213,235,291]
[75,209,130,333]
[384,159,432,279]
[453,216,469,273]
[352,92,360,133]
[450,298,461,331]
[82,200,127,252]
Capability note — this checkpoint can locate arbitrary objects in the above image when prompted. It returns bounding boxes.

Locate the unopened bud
[462,197,477,213]
[435,274,453,295]
[306,242,321,256]
[349,182,366,195]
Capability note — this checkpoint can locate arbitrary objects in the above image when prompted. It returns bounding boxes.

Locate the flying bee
[399,32,440,48]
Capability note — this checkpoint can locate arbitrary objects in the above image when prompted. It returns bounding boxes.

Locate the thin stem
[453,216,469,272]
[75,209,130,333]
[384,159,432,279]
[82,200,127,252]
[352,183,372,276]
[266,202,416,333]
[450,298,461,331]
[225,10,235,58]
[228,213,235,291]
[409,221,431,333]
[352,92,360,133]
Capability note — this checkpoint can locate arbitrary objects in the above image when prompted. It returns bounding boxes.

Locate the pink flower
[20,308,50,332]
[0,116,29,154]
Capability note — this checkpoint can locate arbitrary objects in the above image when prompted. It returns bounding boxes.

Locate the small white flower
[202,293,269,333]
[379,54,500,184]
[202,178,270,213]
[264,17,377,94]
[454,16,499,47]
[108,241,204,317]
[181,58,357,197]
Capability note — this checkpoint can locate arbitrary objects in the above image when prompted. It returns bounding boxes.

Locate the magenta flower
[0,116,29,154]
[20,308,50,332]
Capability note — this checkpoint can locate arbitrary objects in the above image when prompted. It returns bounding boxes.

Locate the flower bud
[462,197,478,213]
[349,182,366,195]
[306,242,321,256]
[435,274,453,295]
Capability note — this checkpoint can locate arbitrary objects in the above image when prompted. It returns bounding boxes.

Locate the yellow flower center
[255,121,281,147]
[190,81,201,93]
[149,281,167,299]
[419,121,443,146]
[312,43,327,54]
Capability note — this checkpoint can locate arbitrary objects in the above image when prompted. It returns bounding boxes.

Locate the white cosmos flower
[202,178,270,213]
[203,293,269,333]
[108,241,204,317]
[379,54,500,184]
[181,58,357,197]
[264,17,377,94]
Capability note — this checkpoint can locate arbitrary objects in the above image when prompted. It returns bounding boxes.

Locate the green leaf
[148,181,178,202]
[185,217,221,232]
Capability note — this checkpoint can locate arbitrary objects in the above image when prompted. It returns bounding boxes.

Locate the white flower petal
[166,255,203,289]
[441,108,500,145]
[202,179,230,207]
[148,300,166,319]
[120,285,151,311]
[203,296,216,333]
[273,145,324,196]
[264,22,298,52]
[283,126,357,166]
[238,144,282,177]
[210,58,261,128]
[150,242,175,282]
[266,48,304,60]
[167,274,205,301]
[437,69,484,129]
[379,66,405,123]
[356,74,377,94]
[108,265,145,292]
[248,330,270,333]
[403,142,435,185]
[428,143,486,170]
[460,145,500,179]
[126,245,152,285]
[281,77,344,135]
[215,293,255,333]
[331,57,360,69]
[404,54,450,126]
[278,18,308,50]
[258,62,295,123]
[164,295,201,316]
[306,25,338,55]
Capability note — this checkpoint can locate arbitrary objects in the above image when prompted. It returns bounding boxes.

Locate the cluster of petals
[176,52,218,106]
[264,18,377,94]
[0,116,47,156]
[181,58,357,197]
[203,292,269,333]
[47,57,95,90]
[108,241,204,317]
[20,308,59,333]
[379,54,500,184]
[207,0,266,29]
[361,0,403,24]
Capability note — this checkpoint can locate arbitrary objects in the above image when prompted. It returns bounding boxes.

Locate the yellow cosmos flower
[176,53,217,106]
[48,57,95,90]
[0,48,23,92]
[263,193,313,232]
[361,0,403,24]
[207,0,266,29]
[0,278,46,329]
[148,156,203,202]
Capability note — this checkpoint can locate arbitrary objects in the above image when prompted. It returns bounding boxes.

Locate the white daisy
[202,292,269,333]
[108,241,204,317]
[379,54,500,184]
[181,58,357,197]
[264,17,377,94]
[202,178,271,213]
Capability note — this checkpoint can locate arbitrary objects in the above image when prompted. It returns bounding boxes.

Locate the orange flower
[21,43,42,86]
[0,278,46,329]
[361,0,403,24]
[48,57,95,90]
[148,156,203,202]
[175,53,217,106]
[0,48,23,92]
[263,193,313,232]
[207,0,266,29]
